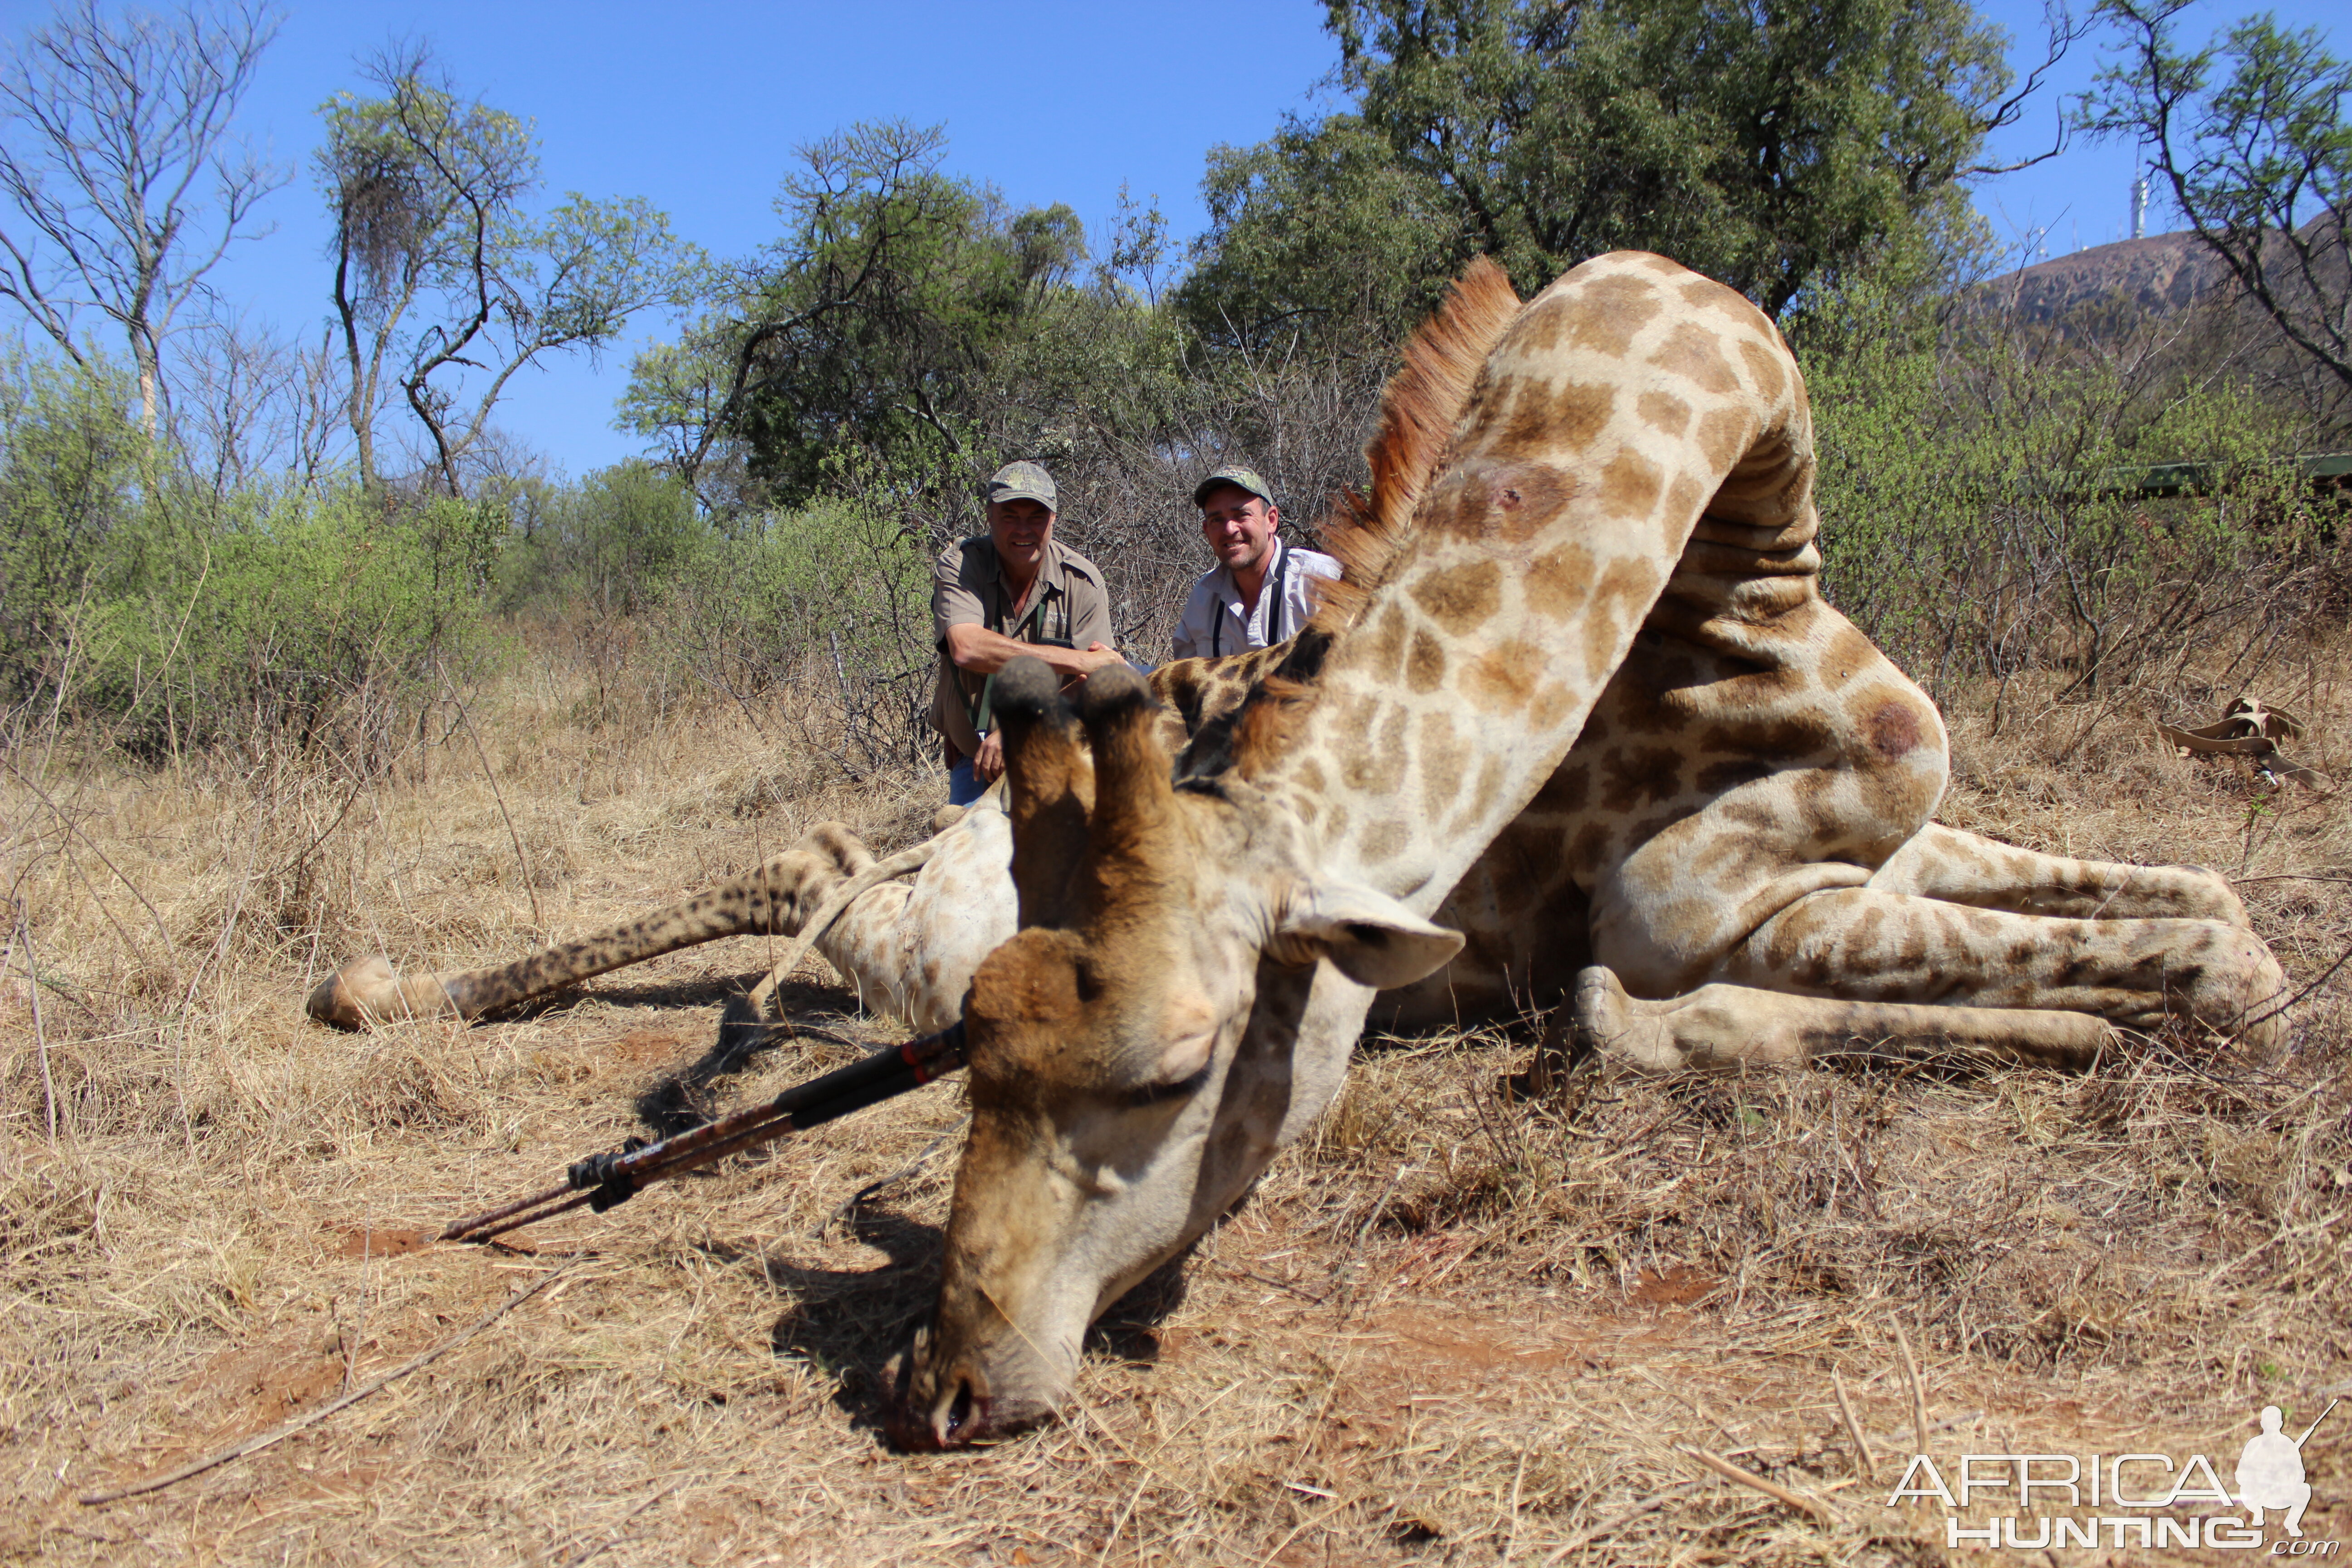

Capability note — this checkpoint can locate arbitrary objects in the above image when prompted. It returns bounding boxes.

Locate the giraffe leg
[1871,823,2251,926]
[1569,965,2118,1073]
[1712,887,2286,1048]
[304,824,877,1030]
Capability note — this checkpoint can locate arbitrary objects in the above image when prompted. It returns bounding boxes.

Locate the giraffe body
[884,253,2287,1447]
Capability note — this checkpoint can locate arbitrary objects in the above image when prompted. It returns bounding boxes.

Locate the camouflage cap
[985,461,1058,511]
[1193,464,1276,509]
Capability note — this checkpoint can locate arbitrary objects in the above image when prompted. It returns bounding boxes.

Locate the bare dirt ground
[5,638,2350,1565]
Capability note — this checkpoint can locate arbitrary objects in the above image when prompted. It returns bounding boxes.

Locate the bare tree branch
[0,0,286,430]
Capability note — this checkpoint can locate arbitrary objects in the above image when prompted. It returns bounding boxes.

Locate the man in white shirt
[1169,465,1341,662]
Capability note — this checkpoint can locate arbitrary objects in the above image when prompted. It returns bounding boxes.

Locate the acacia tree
[0,0,284,432]
[2082,0,2351,402]
[319,44,697,496]
[622,121,1088,509]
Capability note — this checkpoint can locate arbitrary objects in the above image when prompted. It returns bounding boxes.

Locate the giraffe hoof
[1569,965,1631,1063]
[306,956,397,1031]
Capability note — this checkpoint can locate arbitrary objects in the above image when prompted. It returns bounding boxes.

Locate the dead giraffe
[305,549,2249,1055]
[884,252,2287,1446]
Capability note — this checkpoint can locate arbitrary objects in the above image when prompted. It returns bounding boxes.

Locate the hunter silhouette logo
[1886,1398,2339,1552]
[2238,1400,2334,1539]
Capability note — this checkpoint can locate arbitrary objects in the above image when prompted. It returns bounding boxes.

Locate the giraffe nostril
[945,1378,975,1437]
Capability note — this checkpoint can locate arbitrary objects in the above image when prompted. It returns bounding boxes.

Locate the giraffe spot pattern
[1600,745,1686,811]
[1500,377,1617,459]
[1518,271,1663,358]
[1582,558,1659,684]
[1865,697,1922,761]
[1461,639,1545,715]
[1358,818,1412,865]
[1419,710,1467,817]
[1737,337,1788,403]
[1406,628,1448,692]
[1600,446,1665,519]
[1637,389,1693,436]
[1410,559,1504,634]
[1647,321,1744,395]
[1526,542,1601,622]
[1432,459,1578,543]
[1693,406,1755,476]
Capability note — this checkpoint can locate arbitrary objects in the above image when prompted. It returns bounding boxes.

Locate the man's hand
[946,625,1125,681]
[1063,642,1126,686]
[973,730,1005,784]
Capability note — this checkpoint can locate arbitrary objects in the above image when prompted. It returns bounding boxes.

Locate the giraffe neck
[1248,253,1811,916]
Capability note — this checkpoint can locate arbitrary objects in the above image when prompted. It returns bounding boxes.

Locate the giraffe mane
[1306,255,1523,637]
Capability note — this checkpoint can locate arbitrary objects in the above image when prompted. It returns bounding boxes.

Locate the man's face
[1198,485,1279,574]
[989,499,1055,577]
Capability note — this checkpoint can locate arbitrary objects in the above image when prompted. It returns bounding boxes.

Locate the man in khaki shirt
[932,461,1123,804]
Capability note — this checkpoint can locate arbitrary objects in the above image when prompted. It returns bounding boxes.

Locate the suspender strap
[968,593,1049,738]
[1211,540,1291,660]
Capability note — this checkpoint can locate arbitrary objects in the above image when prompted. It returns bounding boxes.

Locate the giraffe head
[884,657,1461,1447]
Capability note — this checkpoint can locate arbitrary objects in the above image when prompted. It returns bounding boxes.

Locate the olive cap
[1193,464,1275,509]
[985,461,1058,511]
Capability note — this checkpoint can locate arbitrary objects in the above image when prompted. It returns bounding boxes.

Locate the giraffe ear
[1271,877,1464,990]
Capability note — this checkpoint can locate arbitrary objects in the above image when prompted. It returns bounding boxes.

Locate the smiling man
[932,461,1125,805]
[1169,464,1339,662]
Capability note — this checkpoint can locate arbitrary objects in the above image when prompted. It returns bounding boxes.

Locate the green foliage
[0,353,151,701]
[1178,114,1467,354]
[666,496,935,770]
[82,490,497,754]
[1178,0,2023,336]
[2081,2,2352,404]
[622,121,1091,508]
[1803,285,2330,715]
[0,351,494,757]
[319,45,700,495]
[498,460,705,614]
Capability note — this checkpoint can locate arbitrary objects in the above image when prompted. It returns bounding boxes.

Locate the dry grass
[4,627,2350,1566]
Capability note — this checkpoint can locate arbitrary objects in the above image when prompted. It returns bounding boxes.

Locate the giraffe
[882,252,2287,1448]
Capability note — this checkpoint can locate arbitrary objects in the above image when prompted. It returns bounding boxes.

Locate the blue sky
[0,0,2341,480]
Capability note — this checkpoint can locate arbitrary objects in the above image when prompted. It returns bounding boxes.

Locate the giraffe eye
[1127,1060,1211,1108]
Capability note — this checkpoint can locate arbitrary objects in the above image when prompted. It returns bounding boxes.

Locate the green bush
[79,488,498,757]
[667,496,934,770]
[498,459,704,614]
[1802,288,2334,721]
[0,354,152,704]
[0,353,496,760]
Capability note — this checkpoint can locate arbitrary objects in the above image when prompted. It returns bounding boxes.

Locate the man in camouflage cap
[931,461,1124,805]
[1170,464,1340,662]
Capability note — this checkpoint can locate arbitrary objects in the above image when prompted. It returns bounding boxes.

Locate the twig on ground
[441,662,542,931]
[1892,1321,1930,1451]
[1832,1367,1877,1482]
[1501,1447,1530,1565]
[14,915,55,1143]
[1679,1445,1838,1528]
[79,1257,582,1505]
